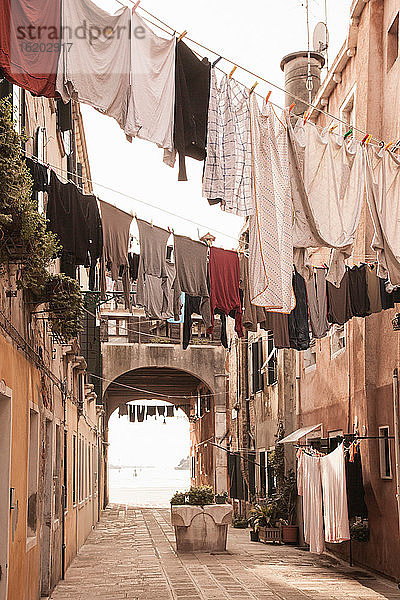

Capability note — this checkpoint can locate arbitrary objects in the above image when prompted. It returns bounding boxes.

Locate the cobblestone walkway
[49,505,400,600]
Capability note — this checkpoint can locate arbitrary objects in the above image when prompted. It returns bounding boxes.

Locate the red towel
[208,246,244,337]
[0,0,61,97]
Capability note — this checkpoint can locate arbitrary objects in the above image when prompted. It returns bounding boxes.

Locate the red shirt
[208,246,244,338]
[0,0,61,97]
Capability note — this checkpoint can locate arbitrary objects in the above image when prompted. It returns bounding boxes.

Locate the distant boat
[175,456,190,470]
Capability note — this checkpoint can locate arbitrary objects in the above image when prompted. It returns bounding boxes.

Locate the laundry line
[23,150,241,244]
[110,0,388,146]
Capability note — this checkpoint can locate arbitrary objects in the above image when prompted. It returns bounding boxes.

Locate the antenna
[313,21,329,55]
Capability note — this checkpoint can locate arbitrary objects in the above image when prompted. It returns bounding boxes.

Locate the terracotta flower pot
[282,525,298,544]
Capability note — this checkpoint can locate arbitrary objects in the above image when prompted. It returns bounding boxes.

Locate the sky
[85,0,351,475]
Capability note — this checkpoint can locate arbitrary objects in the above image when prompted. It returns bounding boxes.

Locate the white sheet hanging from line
[297,451,325,554]
[125,11,175,151]
[320,443,350,544]
[288,121,365,287]
[365,147,400,286]
[248,96,294,313]
[56,0,132,130]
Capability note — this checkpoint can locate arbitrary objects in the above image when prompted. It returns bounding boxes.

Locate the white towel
[56,0,131,130]
[125,12,175,151]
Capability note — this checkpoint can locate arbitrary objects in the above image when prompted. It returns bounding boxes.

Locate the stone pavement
[50,504,400,600]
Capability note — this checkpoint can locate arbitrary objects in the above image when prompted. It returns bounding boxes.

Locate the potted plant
[248,501,282,544]
[350,518,369,542]
[215,491,228,504]
[170,486,233,553]
[232,515,248,528]
[276,470,299,544]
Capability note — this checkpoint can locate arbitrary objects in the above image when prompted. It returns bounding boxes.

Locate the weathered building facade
[0,83,102,600]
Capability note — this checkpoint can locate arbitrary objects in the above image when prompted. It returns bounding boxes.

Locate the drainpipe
[392,368,400,534]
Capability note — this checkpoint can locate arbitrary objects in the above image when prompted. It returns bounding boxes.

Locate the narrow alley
[49,505,400,600]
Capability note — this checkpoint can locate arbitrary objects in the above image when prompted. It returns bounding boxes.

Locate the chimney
[280,51,325,116]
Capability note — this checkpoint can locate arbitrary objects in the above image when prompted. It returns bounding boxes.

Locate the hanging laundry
[129,405,136,423]
[99,200,132,310]
[288,121,365,287]
[248,95,293,313]
[183,295,228,350]
[47,172,102,286]
[0,0,61,97]
[203,70,254,216]
[320,444,350,544]
[166,405,174,418]
[306,267,328,339]
[297,450,325,554]
[119,404,128,418]
[172,235,211,329]
[25,158,48,193]
[56,0,131,131]
[164,40,211,181]
[365,264,382,314]
[345,446,368,519]
[348,264,370,318]
[157,406,165,417]
[129,253,140,281]
[208,247,243,338]
[379,277,395,310]
[365,147,400,286]
[137,405,145,423]
[327,269,354,325]
[136,219,175,320]
[125,12,175,151]
[288,269,310,351]
[147,406,156,418]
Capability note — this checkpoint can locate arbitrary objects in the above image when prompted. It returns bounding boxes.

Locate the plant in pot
[232,515,248,529]
[248,501,280,543]
[215,491,228,504]
[275,470,299,544]
[170,486,233,553]
[350,518,369,542]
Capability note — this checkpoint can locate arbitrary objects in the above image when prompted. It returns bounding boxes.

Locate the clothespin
[365,134,372,146]
[288,102,295,114]
[132,0,140,12]
[212,56,222,68]
[344,127,353,140]
[228,65,237,79]
[329,124,338,133]
[385,140,394,151]
[150,219,153,227]
[303,109,311,125]
[177,30,187,42]
[249,81,258,95]
[265,91,272,105]
[361,134,369,145]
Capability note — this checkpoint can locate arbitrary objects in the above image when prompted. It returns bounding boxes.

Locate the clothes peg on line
[212,56,222,68]
[303,109,311,125]
[344,127,353,140]
[265,90,272,105]
[329,124,338,133]
[365,134,372,146]
[132,0,140,12]
[385,140,394,151]
[361,134,369,145]
[249,81,258,95]
[177,30,187,42]
[288,102,295,114]
[228,65,237,79]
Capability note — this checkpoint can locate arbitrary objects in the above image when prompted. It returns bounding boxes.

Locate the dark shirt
[288,269,310,351]
[208,246,243,338]
[327,270,354,325]
[173,40,211,181]
[25,157,48,192]
[379,278,395,309]
[348,264,370,317]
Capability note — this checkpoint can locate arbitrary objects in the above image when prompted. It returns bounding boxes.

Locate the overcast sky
[86,0,351,475]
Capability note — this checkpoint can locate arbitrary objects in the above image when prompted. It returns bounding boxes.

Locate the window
[236,344,241,399]
[387,13,399,71]
[72,435,77,505]
[251,338,264,394]
[331,324,346,358]
[63,430,68,513]
[265,331,277,385]
[27,408,39,540]
[304,340,317,370]
[108,318,128,342]
[379,426,392,479]
[259,450,266,497]
[191,455,196,480]
[340,87,355,135]
[54,425,62,520]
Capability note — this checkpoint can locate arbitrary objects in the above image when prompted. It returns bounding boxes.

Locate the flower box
[258,526,282,544]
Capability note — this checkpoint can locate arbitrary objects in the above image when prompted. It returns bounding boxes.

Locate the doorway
[40,419,53,596]
[0,384,12,600]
